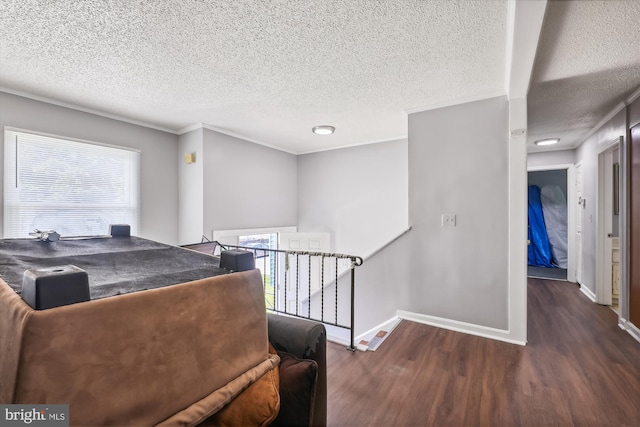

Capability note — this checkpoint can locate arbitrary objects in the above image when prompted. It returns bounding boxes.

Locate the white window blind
[3,129,140,238]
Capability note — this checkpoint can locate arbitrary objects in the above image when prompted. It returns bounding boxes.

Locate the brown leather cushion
[271,352,318,427]
[200,367,280,427]
[199,345,281,427]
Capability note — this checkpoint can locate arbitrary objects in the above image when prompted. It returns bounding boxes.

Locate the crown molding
[184,123,298,155]
[0,87,178,134]
[297,135,407,155]
[626,85,640,105]
[176,123,204,135]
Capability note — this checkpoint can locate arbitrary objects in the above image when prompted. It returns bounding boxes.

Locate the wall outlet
[442,213,456,227]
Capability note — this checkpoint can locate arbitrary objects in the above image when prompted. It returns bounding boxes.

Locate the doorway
[596,139,622,309]
[527,166,576,282]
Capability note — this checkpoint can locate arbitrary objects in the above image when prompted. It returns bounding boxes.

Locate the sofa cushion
[198,344,281,426]
[158,356,279,427]
[271,351,318,427]
[200,364,280,426]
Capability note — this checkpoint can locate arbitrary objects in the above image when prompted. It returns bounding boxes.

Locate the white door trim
[527,163,576,282]
[575,161,584,285]
[596,137,622,305]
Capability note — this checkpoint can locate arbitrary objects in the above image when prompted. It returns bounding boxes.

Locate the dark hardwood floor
[326,278,640,426]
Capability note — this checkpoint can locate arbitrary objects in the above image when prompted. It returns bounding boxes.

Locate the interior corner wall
[407,96,510,330]
[201,129,297,236]
[178,128,204,245]
[574,108,626,295]
[297,139,409,255]
[0,92,179,245]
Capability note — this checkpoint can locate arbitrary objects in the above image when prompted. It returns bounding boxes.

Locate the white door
[576,162,584,285]
[597,148,614,305]
[279,232,330,254]
[277,232,330,315]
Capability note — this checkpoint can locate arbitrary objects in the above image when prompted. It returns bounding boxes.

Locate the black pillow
[271,351,318,427]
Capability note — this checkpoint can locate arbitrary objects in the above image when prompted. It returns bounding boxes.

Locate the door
[597,146,617,305]
[576,162,584,285]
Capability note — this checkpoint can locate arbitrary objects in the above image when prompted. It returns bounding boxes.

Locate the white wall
[297,139,408,256]
[407,96,510,329]
[527,149,575,168]
[575,108,626,295]
[178,128,204,245]
[202,128,297,237]
[0,92,180,244]
[339,229,413,337]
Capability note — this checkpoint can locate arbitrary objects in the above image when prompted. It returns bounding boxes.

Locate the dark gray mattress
[0,236,227,300]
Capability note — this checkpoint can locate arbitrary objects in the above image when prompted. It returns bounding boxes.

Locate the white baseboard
[317,317,403,352]
[579,283,597,302]
[355,316,400,342]
[354,316,402,351]
[619,318,640,344]
[398,310,527,346]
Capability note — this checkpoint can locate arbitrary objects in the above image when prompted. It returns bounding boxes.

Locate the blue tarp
[528,185,554,267]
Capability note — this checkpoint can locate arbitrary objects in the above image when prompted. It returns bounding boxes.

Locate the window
[3,129,140,238]
[238,233,277,309]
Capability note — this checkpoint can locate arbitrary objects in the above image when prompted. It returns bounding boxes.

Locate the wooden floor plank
[326,279,640,426]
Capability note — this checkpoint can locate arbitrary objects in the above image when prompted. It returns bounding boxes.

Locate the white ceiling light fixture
[534,138,560,146]
[312,125,335,135]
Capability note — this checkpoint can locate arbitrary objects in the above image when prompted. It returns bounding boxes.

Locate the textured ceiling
[528,0,640,153]
[0,0,506,153]
[0,1,638,154]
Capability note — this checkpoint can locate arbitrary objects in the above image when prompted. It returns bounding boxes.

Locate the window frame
[3,127,141,238]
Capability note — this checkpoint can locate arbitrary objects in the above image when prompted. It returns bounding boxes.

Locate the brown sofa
[0,268,326,426]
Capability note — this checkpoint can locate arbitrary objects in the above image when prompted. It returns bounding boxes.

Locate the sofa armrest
[267,313,327,427]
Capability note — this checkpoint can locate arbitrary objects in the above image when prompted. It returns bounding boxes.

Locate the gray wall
[202,128,297,236]
[575,108,626,294]
[528,169,567,197]
[0,92,180,244]
[178,128,204,245]
[297,139,409,255]
[406,96,510,329]
[301,98,511,335]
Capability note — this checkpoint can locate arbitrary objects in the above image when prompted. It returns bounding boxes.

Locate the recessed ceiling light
[534,138,559,146]
[312,125,335,135]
